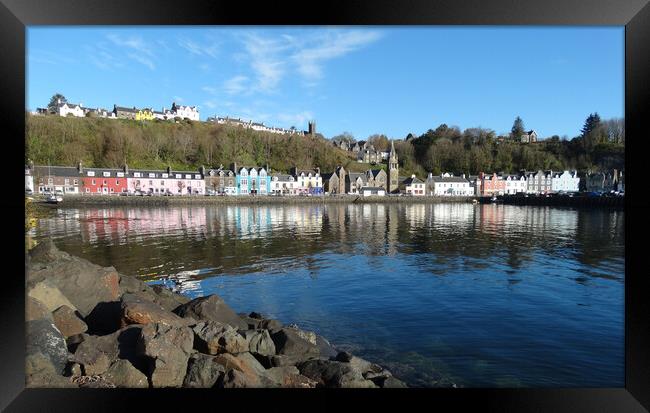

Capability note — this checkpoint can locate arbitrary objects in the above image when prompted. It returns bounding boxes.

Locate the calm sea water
[28,203,625,388]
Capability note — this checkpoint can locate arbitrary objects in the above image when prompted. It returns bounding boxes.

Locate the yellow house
[135,108,154,121]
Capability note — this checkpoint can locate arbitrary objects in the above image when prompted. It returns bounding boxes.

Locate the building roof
[403,176,424,185]
[321,172,334,180]
[368,169,385,178]
[429,176,468,183]
[272,174,294,181]
[360,186,385,191]
[114,106,138,113]
[33,166,81,177]
[348,172,366,181]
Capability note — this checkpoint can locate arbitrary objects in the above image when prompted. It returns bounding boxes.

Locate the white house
[56,100,85,117]
[25,165,34,192]
[401,175,426,196]
[503,174,528,195]
[166,102,200,121]
[292,168,323,195]
[551,170,580,193]
[427,173,473,196]
[361,187,386,196]
[271,174,298,195]
[128,169,205,195]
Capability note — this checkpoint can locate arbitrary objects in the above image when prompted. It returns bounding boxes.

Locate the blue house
[235,166,271,195]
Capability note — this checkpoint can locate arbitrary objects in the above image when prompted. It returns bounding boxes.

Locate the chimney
[479,172,484,180]
[78,161,83,173]
[315,167,320,175]
[462,173,466,179]
[411,174,415,179]
[167,165,171,174]
[124,163,129,174]
[199,165,205,176]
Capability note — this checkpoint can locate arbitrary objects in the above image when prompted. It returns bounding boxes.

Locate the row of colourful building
[24,161,623,197]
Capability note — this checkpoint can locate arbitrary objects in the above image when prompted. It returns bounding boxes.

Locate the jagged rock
[27,280,77,313]
[137,322,194,388]
[120,293,192,328]
[316,335,337,359]
[151,284,190,311]
[64,362,83,377]
[28,238,70,264]
[374,376,408,388]
[104,359,149,388]
[249,312,264,319]
[52,305,88,338]
[212,352,267,386]
[220,368,260,388]
[27,248,120,317]
[71,325,145,376]
[26,318,69,375]
[242,329,276,356]
[174,294,248,330]
[271,328,320,359]
[261,366,318,388]
[25,352,77,388]
[183,353,226,388]
[259,318,283,332]
[297,359,378,388]
[287,324,317,345]
[26,296,52,322]
[192,321,249,355]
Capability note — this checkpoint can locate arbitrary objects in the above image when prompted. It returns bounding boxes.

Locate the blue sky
[27,26,623,140]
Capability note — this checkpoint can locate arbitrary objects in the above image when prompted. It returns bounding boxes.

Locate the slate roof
[33,166,81,177]
[272,174,294,182]
[368,169,385,178]
[402,176,424,185]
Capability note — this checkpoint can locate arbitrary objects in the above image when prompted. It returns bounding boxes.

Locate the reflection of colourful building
[235,166,270,195]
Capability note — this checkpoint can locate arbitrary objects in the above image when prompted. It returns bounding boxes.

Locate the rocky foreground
[25,239,407,388]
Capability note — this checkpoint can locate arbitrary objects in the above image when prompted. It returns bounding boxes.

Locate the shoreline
[25,239,411,388]
[40,194,476,206]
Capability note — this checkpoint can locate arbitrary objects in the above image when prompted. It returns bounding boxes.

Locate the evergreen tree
[510,116,525,141]
[47,94,66,113]
[580,113,602,138]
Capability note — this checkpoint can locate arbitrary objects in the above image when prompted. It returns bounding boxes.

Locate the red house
[480,172,506,196]
[79,166,128,195]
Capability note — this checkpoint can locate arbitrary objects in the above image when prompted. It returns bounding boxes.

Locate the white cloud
[277,111,314,127]
[178,37,219,58]
[106,33,157,70]
[223,75,249,95]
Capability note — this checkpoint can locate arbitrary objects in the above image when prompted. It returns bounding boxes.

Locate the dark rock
[192,321,249,355]
[271,328,320,359]
[64,362,83,377]
[212,352,267,386]
[249,312,264,319]
[183,353,226,388]
[174,294,248,330]
[137,322,194,387]
[297,359,378,388]
[65,334,85,353]
[52,305,88,338]
[26,296,52,322]
[377,376,408,388]
[261,366,300,387]
[104,359,149,388]
[71,325,146,376]
[26,318,69,375]
[220,368,261,388]
[334,351,354,362]
[120,293,192,328]
[258,318,283,332]
[253,354,305,369]
[242,329,276,356]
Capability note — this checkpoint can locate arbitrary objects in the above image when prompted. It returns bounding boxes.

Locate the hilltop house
[520,130,538,143]
[55,100,85,117]
[166,102,200,121]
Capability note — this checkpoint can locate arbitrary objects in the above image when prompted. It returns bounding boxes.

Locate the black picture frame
[3,0,649,411]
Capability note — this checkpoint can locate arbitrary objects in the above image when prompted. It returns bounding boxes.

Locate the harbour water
[28,203,625,387]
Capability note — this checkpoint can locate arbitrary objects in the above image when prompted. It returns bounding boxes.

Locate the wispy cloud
[106,33,157,70]
[178,37,219,58]
[223,75,249,95]
[277,110,314,127]
[29,49,78,66]
[83,44,124,71]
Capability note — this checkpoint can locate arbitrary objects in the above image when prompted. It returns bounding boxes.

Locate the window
[103,180,107,185]
[110,188,114,193]
[134,172,141,178]
[195,174,201,179]
[85,188,89,193]
[87,171,95,177]
[73,179,78,185]
[161,181,165,186]
[91,179,96,185]
[176,174,182,179]
[149,173,155,178]
[162,173,168,178]
[48,178,53,184]
[149,180,153,185]
[103,171,110,177]
[185,174,192,179]
[117,172,124,178]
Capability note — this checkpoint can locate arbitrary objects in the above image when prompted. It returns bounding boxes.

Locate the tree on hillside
[510,116,525,141]
[367,134,389,151]
[48,94,66,113]
[331,132,356,145]
[581,113,602,138]
[580,113,608,153]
